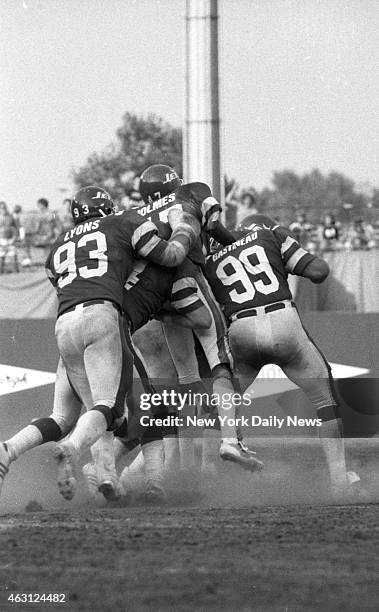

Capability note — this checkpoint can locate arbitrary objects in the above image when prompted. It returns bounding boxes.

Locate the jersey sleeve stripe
[280,235,298,257]
[171,286,197,302]
[136,234,165,258]
[174,299,204,315]
[286,248,313,273]
[292,252,317,275]
[131,221,158,252]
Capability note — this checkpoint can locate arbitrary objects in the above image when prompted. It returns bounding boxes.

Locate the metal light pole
[184,0,222,204]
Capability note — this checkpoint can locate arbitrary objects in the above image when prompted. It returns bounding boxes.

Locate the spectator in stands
[320,213,341,251]
[121,176,143,210]
[33,197,59,261]
[0,201,19,273]
[236,191,258,228]
[289,212,318,253]
[12,205,25,242]
[56,197,73,233]
[345,219,375,250]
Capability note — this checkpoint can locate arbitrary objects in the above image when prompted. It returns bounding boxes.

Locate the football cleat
[0,443,11,495]
[54,441,78,501]
[82,461,123,502]
[346,470,360,485]
[139,482,167,506]
[82,462,101,498]
[98,479,123,502]
[71,185,115,225]
[219,440,264,473]
[330,471,369,503]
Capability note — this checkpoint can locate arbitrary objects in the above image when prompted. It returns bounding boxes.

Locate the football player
[85,245,214,504]
[205,213,358,497]
[0,185,200,502]
[137,165,263,473]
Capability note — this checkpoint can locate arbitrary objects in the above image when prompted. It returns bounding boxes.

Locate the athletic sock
[6,425,43,461]
[68,411,108,456]
[142,440,165,489]
[90,432,117,483]
[319,419,348,486]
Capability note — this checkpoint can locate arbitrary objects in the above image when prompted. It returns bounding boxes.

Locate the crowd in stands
[225,190,379,256]
[287,212,379,254]
[0,190,378,274]
[0,198,73,273]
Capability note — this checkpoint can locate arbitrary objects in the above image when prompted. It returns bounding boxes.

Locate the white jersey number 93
[53,231,108,289]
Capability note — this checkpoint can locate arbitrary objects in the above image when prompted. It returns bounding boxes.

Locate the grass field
[0,504,378,612]
[0,438,378,612]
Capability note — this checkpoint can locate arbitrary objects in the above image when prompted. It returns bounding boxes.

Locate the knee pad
[31,417,63,443]
[90,405,121,431]
[317,404,340,423]
[113,417,128,439]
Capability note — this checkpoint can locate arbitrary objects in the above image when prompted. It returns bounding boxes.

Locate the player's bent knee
[31,417,63,443]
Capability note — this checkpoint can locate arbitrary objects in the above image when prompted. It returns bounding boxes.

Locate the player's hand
[168,210,201,241]
[167,206,188,228]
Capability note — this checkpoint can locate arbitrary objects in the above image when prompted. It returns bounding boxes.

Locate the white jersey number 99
[216,245,279,303]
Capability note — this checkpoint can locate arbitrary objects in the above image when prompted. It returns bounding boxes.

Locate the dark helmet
[71,186,115,225]
[139,164,182,204]
[238,213,277,232]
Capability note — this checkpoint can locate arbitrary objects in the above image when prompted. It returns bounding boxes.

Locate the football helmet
[238,213,277,231]
[139,164,182,204]
[71,186,115,225]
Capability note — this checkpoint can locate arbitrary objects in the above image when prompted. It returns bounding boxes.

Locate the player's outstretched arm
[274,225,329,284]
[300,257,330,284]
[208,220,236,245]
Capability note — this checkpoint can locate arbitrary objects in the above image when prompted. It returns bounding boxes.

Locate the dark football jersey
[123,260,175,333]
[136,182,221,266]
[205,225,316,319]
[45,210,167,317]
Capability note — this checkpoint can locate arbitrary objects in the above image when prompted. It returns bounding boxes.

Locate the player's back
[46,211,144,317]
[123,260,175,333]
[205,226,294,319]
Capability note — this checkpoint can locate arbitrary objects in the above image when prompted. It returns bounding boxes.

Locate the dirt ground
[0,500,378,612]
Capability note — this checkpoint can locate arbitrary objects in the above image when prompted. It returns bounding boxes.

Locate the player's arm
[208,220,236,245]
[175,182,223,231]
[274,225,329,284]
[298,257,329,283]
[131,211,200,267]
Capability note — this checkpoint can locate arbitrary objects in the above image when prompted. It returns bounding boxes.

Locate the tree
[256,168,371,224]
[72,113,182,202]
